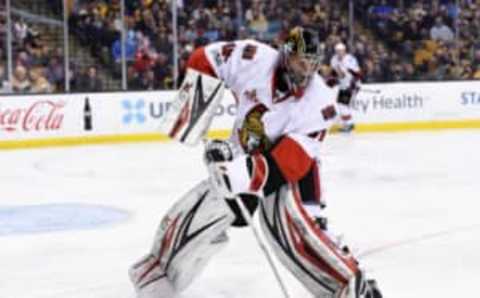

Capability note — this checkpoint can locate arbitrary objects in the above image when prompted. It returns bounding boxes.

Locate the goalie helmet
[281,26,321,97]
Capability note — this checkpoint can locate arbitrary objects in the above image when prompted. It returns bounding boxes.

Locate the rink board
[0,81,479,149]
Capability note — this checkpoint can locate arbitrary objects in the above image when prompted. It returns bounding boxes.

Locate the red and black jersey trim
[246,152,287,197]
[186,47,217,78]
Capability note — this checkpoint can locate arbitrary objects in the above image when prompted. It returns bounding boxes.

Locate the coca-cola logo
[0,100,65,132]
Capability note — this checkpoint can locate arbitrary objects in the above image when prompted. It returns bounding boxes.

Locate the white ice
[1,130,480,298]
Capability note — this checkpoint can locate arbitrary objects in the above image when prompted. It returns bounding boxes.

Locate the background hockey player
[330,42,362,133]
[129,27,382,298]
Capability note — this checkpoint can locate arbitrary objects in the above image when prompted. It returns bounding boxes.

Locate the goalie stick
[203,145,291,298]
[231,192,292,298]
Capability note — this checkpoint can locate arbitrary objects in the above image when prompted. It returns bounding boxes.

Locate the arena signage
[352,81,480,124]
[0,95,80,141]
[0,80,478,149]
[0,99,65,132]
[460,91,480,106]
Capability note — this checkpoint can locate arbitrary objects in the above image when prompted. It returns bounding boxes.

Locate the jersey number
[242,44,257,60]
[221,43,235,62]
[321,105,337,121]
[221,43,258,62]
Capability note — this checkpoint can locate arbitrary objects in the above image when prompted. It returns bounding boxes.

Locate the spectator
[155,26,172,57]
[473,65,480,80]
[112,30,138,63]
[473,48,480,69]
[137,70,158,90]
[11,65,31,93]
[77,66,104,92]
[245,2,269,35]
[192,7,215,31]
[30,67,53,94]
[152,53,171,89]
[127,65,142,90]
[46,56,65,91]
[13,19,28,47]
[133,49,155,73]
[15,51,32,68]
[430,17,454,43]
[371,0,394,19]
[369,0,394,36]
[0,64,9,93]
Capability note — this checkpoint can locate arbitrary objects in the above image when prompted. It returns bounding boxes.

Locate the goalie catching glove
[239,105,272,153]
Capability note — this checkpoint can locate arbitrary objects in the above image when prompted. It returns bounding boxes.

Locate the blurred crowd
[358,0,480,81]
[0,0,479,94]
[66,0,358,90]
[0,16,63,93]
[0,9,105,94]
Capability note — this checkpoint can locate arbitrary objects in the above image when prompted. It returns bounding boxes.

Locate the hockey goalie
[129,27,383,298]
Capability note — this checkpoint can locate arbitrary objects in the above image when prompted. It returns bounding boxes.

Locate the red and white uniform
[188,40,362,297]
[130,41,370,298]
[330,53,360,91]
[188,40,338,182]
[330,53,361,129]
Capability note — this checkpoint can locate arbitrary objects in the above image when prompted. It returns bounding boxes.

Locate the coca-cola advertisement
[0,99,67,135]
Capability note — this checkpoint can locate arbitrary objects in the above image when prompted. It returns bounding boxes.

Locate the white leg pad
[259,185,360,297]
[129,254,176,298]
[130,179,235,296]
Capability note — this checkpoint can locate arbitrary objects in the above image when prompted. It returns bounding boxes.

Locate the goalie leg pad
[287,183,360,280]
[129,254,176,298]
[259,185,360,298]
[131,179,235,296]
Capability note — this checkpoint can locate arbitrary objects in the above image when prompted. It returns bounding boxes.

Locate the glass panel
[3,0,478,93]
[68,0,121,92]
[0,0,7,93]
[6,1,66,93]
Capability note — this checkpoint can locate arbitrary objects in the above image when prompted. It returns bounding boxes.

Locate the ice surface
[1,130,479,298]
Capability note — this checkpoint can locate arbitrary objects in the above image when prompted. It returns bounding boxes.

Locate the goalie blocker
[159,68,225,147]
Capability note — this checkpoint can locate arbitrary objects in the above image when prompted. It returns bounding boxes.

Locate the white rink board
[353,81,480,123]
[0,91,238,141]
[0,81,479,144]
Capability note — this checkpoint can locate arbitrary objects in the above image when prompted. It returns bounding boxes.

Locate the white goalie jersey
[198,40,338,159]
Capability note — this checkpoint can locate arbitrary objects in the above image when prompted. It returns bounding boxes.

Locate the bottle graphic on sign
[83,97,92,131]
